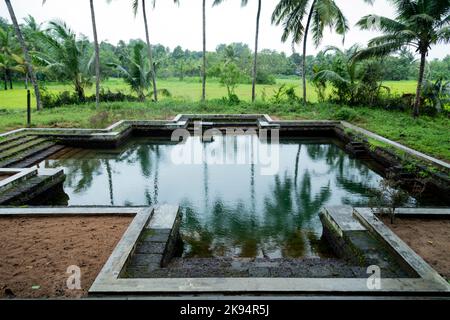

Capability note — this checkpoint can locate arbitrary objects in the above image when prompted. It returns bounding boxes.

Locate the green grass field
[0,78,418,109]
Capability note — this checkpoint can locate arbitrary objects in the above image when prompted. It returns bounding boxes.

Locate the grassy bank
[0,99,448,162]
[0,78,418,109]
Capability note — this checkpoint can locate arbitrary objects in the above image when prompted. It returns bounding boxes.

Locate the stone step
[11,145,66,168]
[133,257,369,279]
[0,135,40,153]
[0,134,28,147]
[0,142,61,168]
[0,169,64,205]
[0,138,50,162]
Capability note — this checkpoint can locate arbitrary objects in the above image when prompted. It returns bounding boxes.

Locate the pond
[40,135,387,259]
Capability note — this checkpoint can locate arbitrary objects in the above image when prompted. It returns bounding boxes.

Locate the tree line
[1,0,449,117]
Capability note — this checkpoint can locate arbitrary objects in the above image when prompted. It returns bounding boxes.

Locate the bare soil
[0,216,132,298]
[0,174,13,181]
[382,217,450,280]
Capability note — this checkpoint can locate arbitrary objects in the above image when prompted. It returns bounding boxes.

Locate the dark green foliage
[41,89,140,108]
[334,107,358,121]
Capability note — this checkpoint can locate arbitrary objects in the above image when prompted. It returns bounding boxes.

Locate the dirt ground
[0,216,132,298]
[0,174,13,181]
[382,217,450,280]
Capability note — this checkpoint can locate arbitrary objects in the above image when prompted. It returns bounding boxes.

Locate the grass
[0,98,448,162]
[0,77,418,109]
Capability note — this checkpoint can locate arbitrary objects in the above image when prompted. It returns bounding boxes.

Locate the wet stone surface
[131,257,394,279]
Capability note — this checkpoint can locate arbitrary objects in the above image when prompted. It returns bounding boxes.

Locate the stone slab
[147,205,180,229]
[321,206,366,237]
[136,242,166,255]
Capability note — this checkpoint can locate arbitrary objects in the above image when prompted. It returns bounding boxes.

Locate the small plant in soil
[369,173,412,224]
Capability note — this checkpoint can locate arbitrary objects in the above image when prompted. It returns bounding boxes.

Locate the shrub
[334,107,358,121]
[41,89,141,108]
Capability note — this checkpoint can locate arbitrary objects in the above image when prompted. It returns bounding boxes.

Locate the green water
[41,135,385,259]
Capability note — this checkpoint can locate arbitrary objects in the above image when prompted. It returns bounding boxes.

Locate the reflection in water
[41,136,385,259]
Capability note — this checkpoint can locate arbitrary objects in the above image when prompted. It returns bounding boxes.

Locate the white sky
[0,0,448,59]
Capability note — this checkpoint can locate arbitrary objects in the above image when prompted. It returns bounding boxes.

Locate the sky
[0,0,448,60]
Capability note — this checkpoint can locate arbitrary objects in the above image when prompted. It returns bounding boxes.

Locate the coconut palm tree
[132,0,179,102]
[36,20,92,101]
[355,0,450,117]
[4,0,42,110]
[272,0,374,104]
[213,0,262,102]
[90,0,100,108]
[109,42,151,101]
[202,0,207,101]
[44,0,101,107]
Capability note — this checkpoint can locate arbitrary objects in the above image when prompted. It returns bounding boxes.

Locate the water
[40,135,386,259]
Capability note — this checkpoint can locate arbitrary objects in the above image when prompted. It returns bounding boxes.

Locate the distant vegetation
[0,0,449,117]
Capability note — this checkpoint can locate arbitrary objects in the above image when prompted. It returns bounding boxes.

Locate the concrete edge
[0,167,38,192]
[87,278,448,295]
[89,207,154,291]
[0,206,147,216]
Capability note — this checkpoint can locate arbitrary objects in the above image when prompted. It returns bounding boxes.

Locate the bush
[222,93,240,106]
[334,107,359,121]
[256,69,276,85]
[41,89,140,108]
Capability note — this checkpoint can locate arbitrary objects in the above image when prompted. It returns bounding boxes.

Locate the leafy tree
[422,77,450,112]
[219,62,242,102]
[355,0,450,117]
[109,42,151,101]
[36,20,92,101]
[313,45,386,105]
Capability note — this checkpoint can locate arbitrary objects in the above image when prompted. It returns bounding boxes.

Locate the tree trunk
[5,0,42,110]
[201,0,206,102]
[90,0,101,109]
[302,0,316,104]
[7,70,12,89]
[251,0,262,103]
[142,0,158,102]
[4,71,7,90]
[413,50,427,118]
[75,78,85,102]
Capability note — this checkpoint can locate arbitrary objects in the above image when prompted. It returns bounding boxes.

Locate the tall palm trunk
[5,0,42,110]
[75,77,85,102]
[302,0,316,104]
[90,0,100,109]
[251,0,262,103]
[7,69,12,89]
[201,0,206,102]
[142,0,158,102]
[413,50,426,118]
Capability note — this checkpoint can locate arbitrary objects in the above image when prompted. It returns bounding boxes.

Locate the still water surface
[41,135,385,259]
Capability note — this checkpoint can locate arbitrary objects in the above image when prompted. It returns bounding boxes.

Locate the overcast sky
[1,0,448,59]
